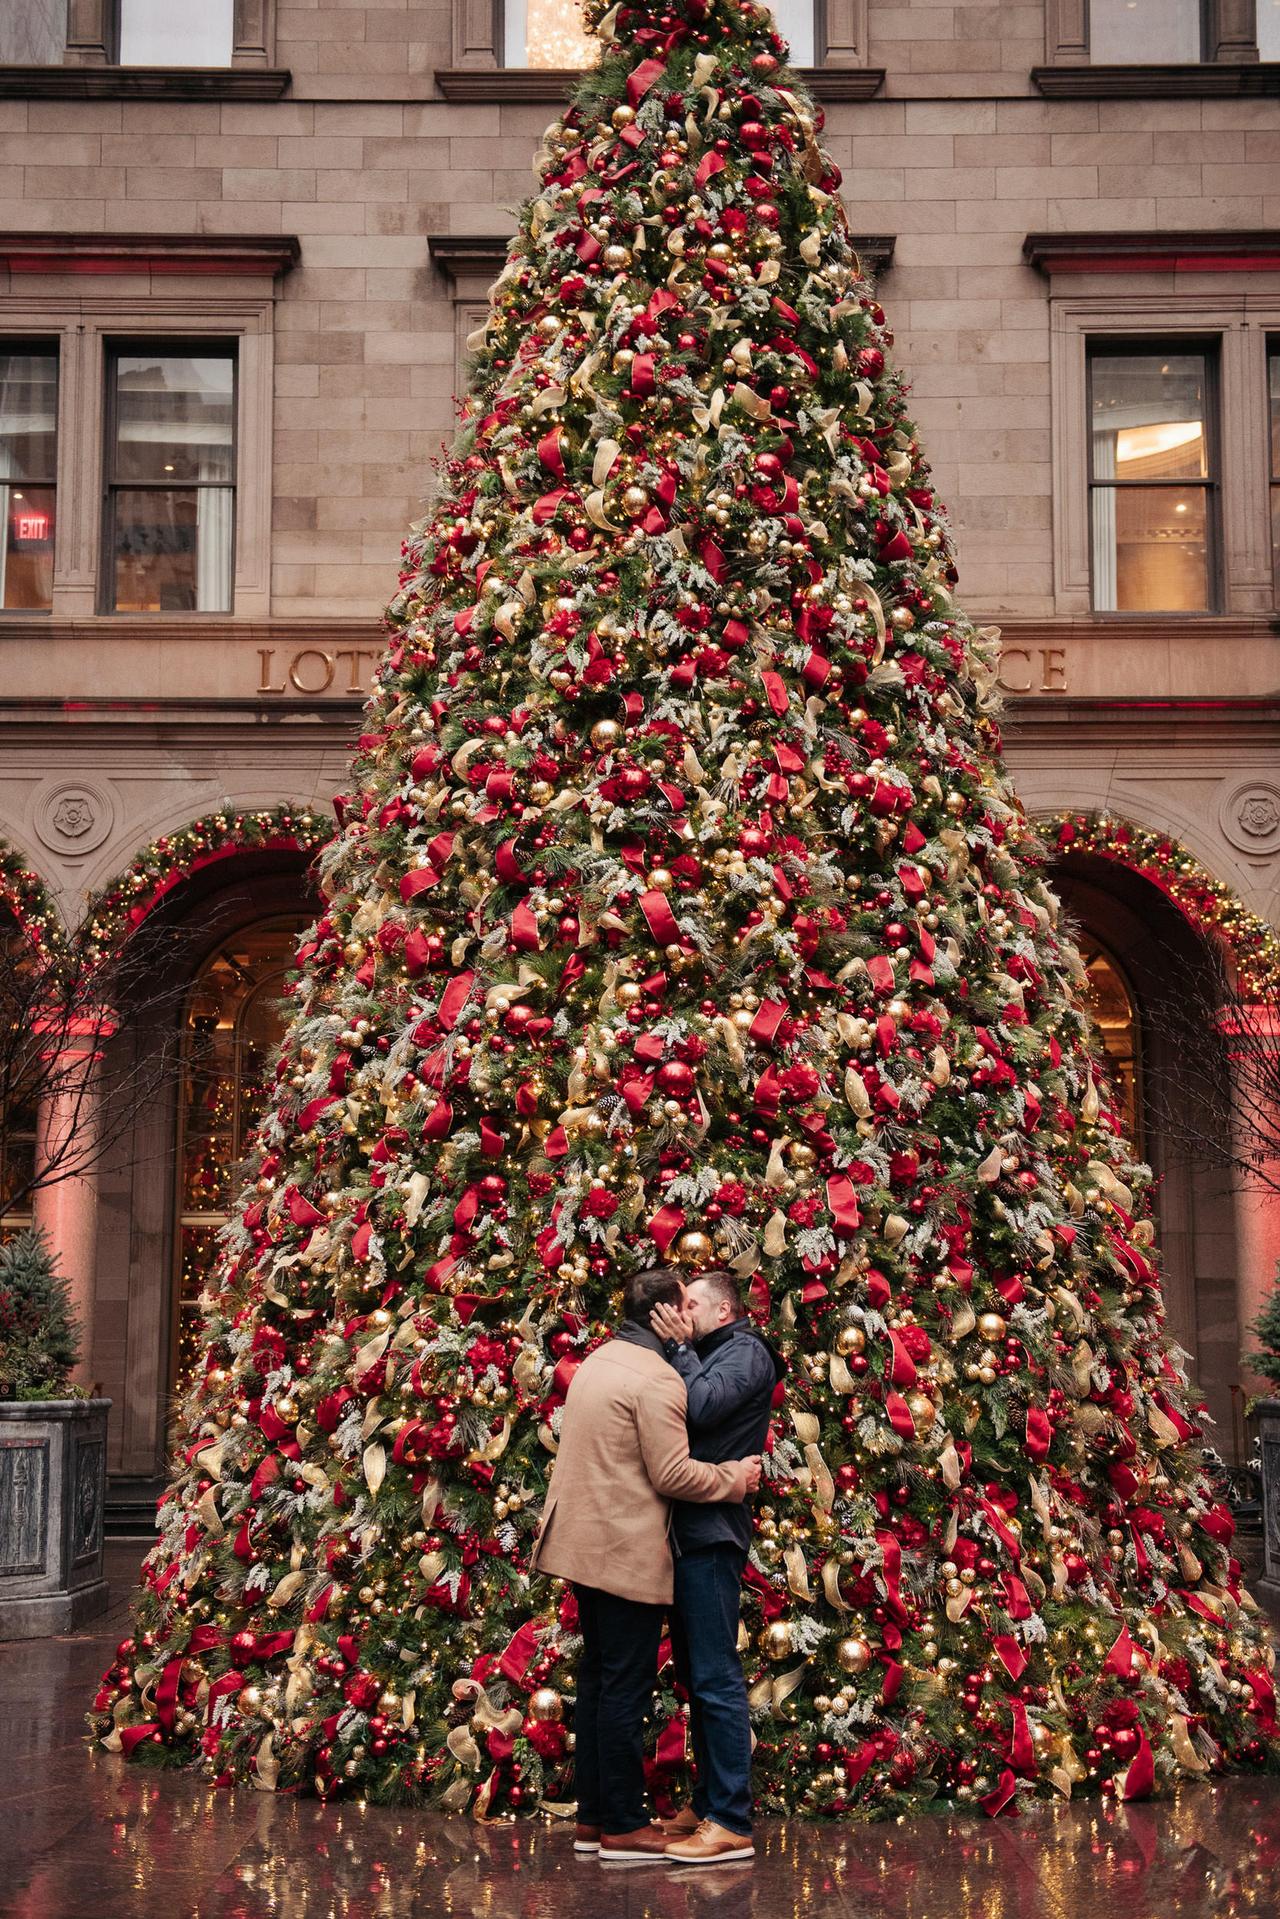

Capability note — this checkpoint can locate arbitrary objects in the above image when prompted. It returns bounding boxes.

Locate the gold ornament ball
[528,1687,564,1723]
[621,484,649,515]
[611,104,636,127]
[603,244,633,271]
[590,719,622,750]
[836,1636,872,1675]
[834,1325,866,1356]
[615,982,641,1006]
[907,1390,936,1430]
[677,1230,715,1267]
[761,1620,794,1662]
[977,1312,1007,1342]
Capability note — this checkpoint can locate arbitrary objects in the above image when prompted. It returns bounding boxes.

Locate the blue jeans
[669,1544,753,1836]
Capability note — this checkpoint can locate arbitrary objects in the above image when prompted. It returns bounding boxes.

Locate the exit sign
[12,508,50,542]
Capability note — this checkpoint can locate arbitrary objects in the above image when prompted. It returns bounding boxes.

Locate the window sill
[0,64,291,100]
[1031,62,1280,98]
[434,66,886,104]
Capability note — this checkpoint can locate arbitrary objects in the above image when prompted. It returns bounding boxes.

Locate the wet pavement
[1,1543,1278,1918]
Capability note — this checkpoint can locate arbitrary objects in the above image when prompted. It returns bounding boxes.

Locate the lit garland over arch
[1043,810,1280,999]
[0,839,66,959]
[80,804,334,965]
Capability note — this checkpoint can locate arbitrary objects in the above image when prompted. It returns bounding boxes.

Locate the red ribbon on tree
[1025,1405,1052,1460]
[639,887,681,946]
[748,999,787,1047]
[825,1174,861,1236]
[648,1203,686,1254]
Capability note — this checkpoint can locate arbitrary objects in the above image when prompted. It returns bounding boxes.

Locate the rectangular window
[502,0,815,66]
[1259,0,1280,56]
[1089,0,1202,63]
[117,0,235,67]
[0,0,67,63]
[1087,343,1218,613]
[103,344,236,615]
[1268,344,1280,600]
[0,345,58,614]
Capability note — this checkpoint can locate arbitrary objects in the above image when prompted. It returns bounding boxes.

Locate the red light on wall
[12,508,50,542]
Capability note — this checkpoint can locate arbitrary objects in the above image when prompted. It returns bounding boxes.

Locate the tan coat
[529,1337,749,1605]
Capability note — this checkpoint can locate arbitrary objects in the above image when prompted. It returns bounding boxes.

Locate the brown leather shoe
[665,1819,755,1865]
[599,1825,679,1861]
[573,1823,601,1853]
[655,1805,700,1837]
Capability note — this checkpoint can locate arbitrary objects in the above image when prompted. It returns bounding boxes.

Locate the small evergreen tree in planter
[1247,1262,1280,1394]
[0,1229,109,1638]
[1248,1263,1280,1607]
[0,1229,80,1401]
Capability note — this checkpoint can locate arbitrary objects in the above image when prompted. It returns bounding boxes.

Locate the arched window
[1079,933,1143,1152]
[173,917,303,1390]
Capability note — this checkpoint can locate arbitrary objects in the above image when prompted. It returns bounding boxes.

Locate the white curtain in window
[196,465,234,613]
[1091,430,1118,611]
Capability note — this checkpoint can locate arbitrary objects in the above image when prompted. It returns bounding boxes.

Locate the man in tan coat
[530,1266,761,1861]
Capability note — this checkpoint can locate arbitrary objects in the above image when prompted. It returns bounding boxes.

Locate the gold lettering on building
[995,644,1069,695]
[256,647,379,697]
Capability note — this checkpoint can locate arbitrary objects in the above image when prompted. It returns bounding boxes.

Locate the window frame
[1084,334,1223,616]
[1267,336,1280,599]
[63,0,276,69]
[100,337,240,618]
[0,336,61,615]
[1044,0,1261,65]
[446,0,871,73]
[0,292,274,622]
[1047,291,1278,618]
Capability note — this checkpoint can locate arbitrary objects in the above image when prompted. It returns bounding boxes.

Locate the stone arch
[78,802,334,963]
[1033,808,1280,998]
[0,835,69,956]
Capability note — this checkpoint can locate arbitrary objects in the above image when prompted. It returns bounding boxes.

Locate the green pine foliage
[1247,1264,1280,1391]
[0,1227,80,1400]
[90,0,1279,1820]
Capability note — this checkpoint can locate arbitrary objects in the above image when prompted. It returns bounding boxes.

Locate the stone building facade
[0,1,1277,1516]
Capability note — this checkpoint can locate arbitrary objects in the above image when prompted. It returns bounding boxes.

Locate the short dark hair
[691,1269,744,1317]
[623,1265,685,1329]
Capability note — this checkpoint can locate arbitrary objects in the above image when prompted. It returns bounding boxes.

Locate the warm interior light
[1115,420,1202,464]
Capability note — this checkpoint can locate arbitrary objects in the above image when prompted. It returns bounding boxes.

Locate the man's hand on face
[652,1299,696,1347]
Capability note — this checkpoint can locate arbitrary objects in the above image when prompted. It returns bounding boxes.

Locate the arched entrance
[173,916,306,1391]
[1049,838,1243,1456]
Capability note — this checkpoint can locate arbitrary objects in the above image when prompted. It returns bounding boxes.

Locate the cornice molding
[433,65,885,104]
[0,63,291,100]
[428,230,895,283]
[0,616,379,646]
[0,232,301,278]
[1023,231,1280,275]
[1031,61,1280,98]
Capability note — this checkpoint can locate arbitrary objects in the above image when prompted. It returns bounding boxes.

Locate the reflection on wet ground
[2,1544,1277,1918]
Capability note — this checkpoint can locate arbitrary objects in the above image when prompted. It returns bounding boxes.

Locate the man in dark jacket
[650,1270,785,1865]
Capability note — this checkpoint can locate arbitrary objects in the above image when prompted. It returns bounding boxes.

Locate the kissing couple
[531,1263,785,1865]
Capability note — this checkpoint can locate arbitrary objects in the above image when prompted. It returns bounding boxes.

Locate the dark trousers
[669,1544,753,1837]
[571,1582,665,1834]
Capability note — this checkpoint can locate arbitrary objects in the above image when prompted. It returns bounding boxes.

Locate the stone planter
[1259,1398,1280,1612]
[0,1398,111,1639]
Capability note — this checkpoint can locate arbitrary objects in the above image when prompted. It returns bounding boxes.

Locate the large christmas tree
[93,0,1278,1819]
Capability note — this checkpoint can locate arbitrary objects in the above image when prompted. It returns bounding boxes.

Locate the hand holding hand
[651,1299,695,1346]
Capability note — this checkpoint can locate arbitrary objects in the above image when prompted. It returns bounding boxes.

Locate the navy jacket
[666,1317,785,1554]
